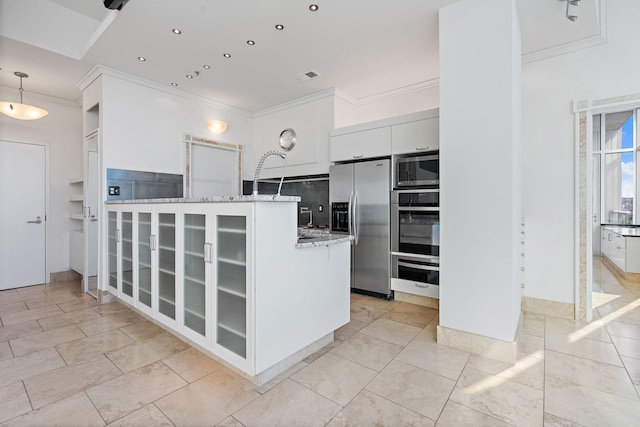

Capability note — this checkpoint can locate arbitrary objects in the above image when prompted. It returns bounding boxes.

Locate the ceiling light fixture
[206,120,228,135]
[0,72,48,120]
[309,4,318,11]
[137,56,146,61]
[186,74,193,79]
[275,24,284,30]
[247,40,255,46]
[203,65,211,69]
[170,82,178,86]
[223,53,231,58]
[171,28,182,34]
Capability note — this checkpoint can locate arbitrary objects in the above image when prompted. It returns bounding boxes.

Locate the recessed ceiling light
[137,56,146,61]
[223,53,231,58]
[247,40,255,46]
[309,4,318,11]
[186,74,193,79]
[275,24,284,30]
[203,65,211,69]
[170,82,178,86]
[171,28,182,35]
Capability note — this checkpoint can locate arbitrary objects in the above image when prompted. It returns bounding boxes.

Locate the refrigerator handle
[347,191,354,237]
[353,190,359,245]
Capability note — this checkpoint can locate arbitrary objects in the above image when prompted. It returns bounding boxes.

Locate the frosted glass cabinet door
[216,215,247,358]
[107,211,118,292]
[184,213,207,337]
[137,212,153,309]
[121,212,133,299]
[158,213,176,320]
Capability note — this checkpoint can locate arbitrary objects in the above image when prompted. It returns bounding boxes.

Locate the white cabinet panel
[329,126,391,162]
[391,117,439,155]
[391,277,439,299]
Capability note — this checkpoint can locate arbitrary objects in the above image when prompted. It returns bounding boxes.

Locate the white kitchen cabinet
[136,210,154,317]
[104,199,350,383]
[601,228,626,271]
[329,126,391,162]
[391,277,439,299]
[601,226,640,275]
[391,117,439,154]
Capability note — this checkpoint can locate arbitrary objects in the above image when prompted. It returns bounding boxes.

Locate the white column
[439,0,522,343]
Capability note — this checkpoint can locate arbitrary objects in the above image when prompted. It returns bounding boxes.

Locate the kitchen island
[105,195,351,384]
[601,225,640,282]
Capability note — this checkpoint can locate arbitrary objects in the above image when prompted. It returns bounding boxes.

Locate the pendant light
[0,72,49,120]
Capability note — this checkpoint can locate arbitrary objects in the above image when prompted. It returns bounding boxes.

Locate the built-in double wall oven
[390,163,440,299]
[391,189,440,297]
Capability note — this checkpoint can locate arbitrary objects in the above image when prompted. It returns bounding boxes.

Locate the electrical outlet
[318,205,323,212]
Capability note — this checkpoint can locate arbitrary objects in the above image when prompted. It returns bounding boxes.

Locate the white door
[0,140,46,289]
[85,141,99,296]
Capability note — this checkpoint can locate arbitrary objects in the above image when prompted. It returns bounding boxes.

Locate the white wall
[521,0,640,304]
[439,0,521,342]
[0,89,83,275]
[99,74,254,179]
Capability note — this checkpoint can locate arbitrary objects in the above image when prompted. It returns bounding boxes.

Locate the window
[593,109,638,225]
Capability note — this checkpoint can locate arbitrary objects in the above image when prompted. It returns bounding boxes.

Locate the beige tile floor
[0,258,639,426]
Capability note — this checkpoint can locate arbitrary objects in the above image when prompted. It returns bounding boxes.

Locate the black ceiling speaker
[104,0,129,10]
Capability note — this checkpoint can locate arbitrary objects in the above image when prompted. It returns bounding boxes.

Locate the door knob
[90,215,98,222]
[27,216,42,224]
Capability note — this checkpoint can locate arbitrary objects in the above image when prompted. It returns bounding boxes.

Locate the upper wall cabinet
[391,117,439,154]
[254,95,334,178]
[329,127,392,162]
[330,109,439,162]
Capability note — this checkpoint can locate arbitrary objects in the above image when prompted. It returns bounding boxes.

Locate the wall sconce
[206,119,228,135]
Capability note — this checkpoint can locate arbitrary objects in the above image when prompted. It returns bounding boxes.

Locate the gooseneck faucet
[252,150,288,196]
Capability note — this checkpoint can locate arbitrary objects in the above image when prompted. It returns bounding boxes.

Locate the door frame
[0,139,49,286]
[574,93,640,321]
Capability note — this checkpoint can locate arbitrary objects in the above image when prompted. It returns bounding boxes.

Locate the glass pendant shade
[0,72,49,120]
[0,101,48,120]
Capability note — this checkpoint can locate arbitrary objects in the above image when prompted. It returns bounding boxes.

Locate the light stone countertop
[106,195,301,204]
[296,227,353,249]
[603,225,640,237]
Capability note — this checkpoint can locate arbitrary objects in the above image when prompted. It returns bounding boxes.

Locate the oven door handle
[397,261,439,271]
[395,206,440,212]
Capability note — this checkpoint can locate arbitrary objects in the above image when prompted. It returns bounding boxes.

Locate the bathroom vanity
[105,195,351,384]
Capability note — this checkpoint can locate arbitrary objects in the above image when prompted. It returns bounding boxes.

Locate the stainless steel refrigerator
[330,159,391,298]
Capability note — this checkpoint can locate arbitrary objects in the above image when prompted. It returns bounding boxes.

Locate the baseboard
[50,270,81,283]
[602,255,640,285]
[437,325,516,364]
[394,291,439,309]
[522,296,574,320]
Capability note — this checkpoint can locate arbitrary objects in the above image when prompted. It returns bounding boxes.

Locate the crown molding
[0,85,81,108]
[75,65,254,118]
[253,88,338,117]
[356,79,440,105]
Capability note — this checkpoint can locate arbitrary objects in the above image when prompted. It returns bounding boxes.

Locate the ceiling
[0,0,604,112]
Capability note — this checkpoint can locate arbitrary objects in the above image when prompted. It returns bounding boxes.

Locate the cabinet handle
[352,154,364,159]
[415,146,429,151]
[414,283,429,288]
[204,243,213,263]
[608,234,612,241]
[115,229,121,243]
[150,235,156,250]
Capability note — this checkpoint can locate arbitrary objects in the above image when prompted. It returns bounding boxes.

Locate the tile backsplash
[243,175,329,228]
[106,168,183,201]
